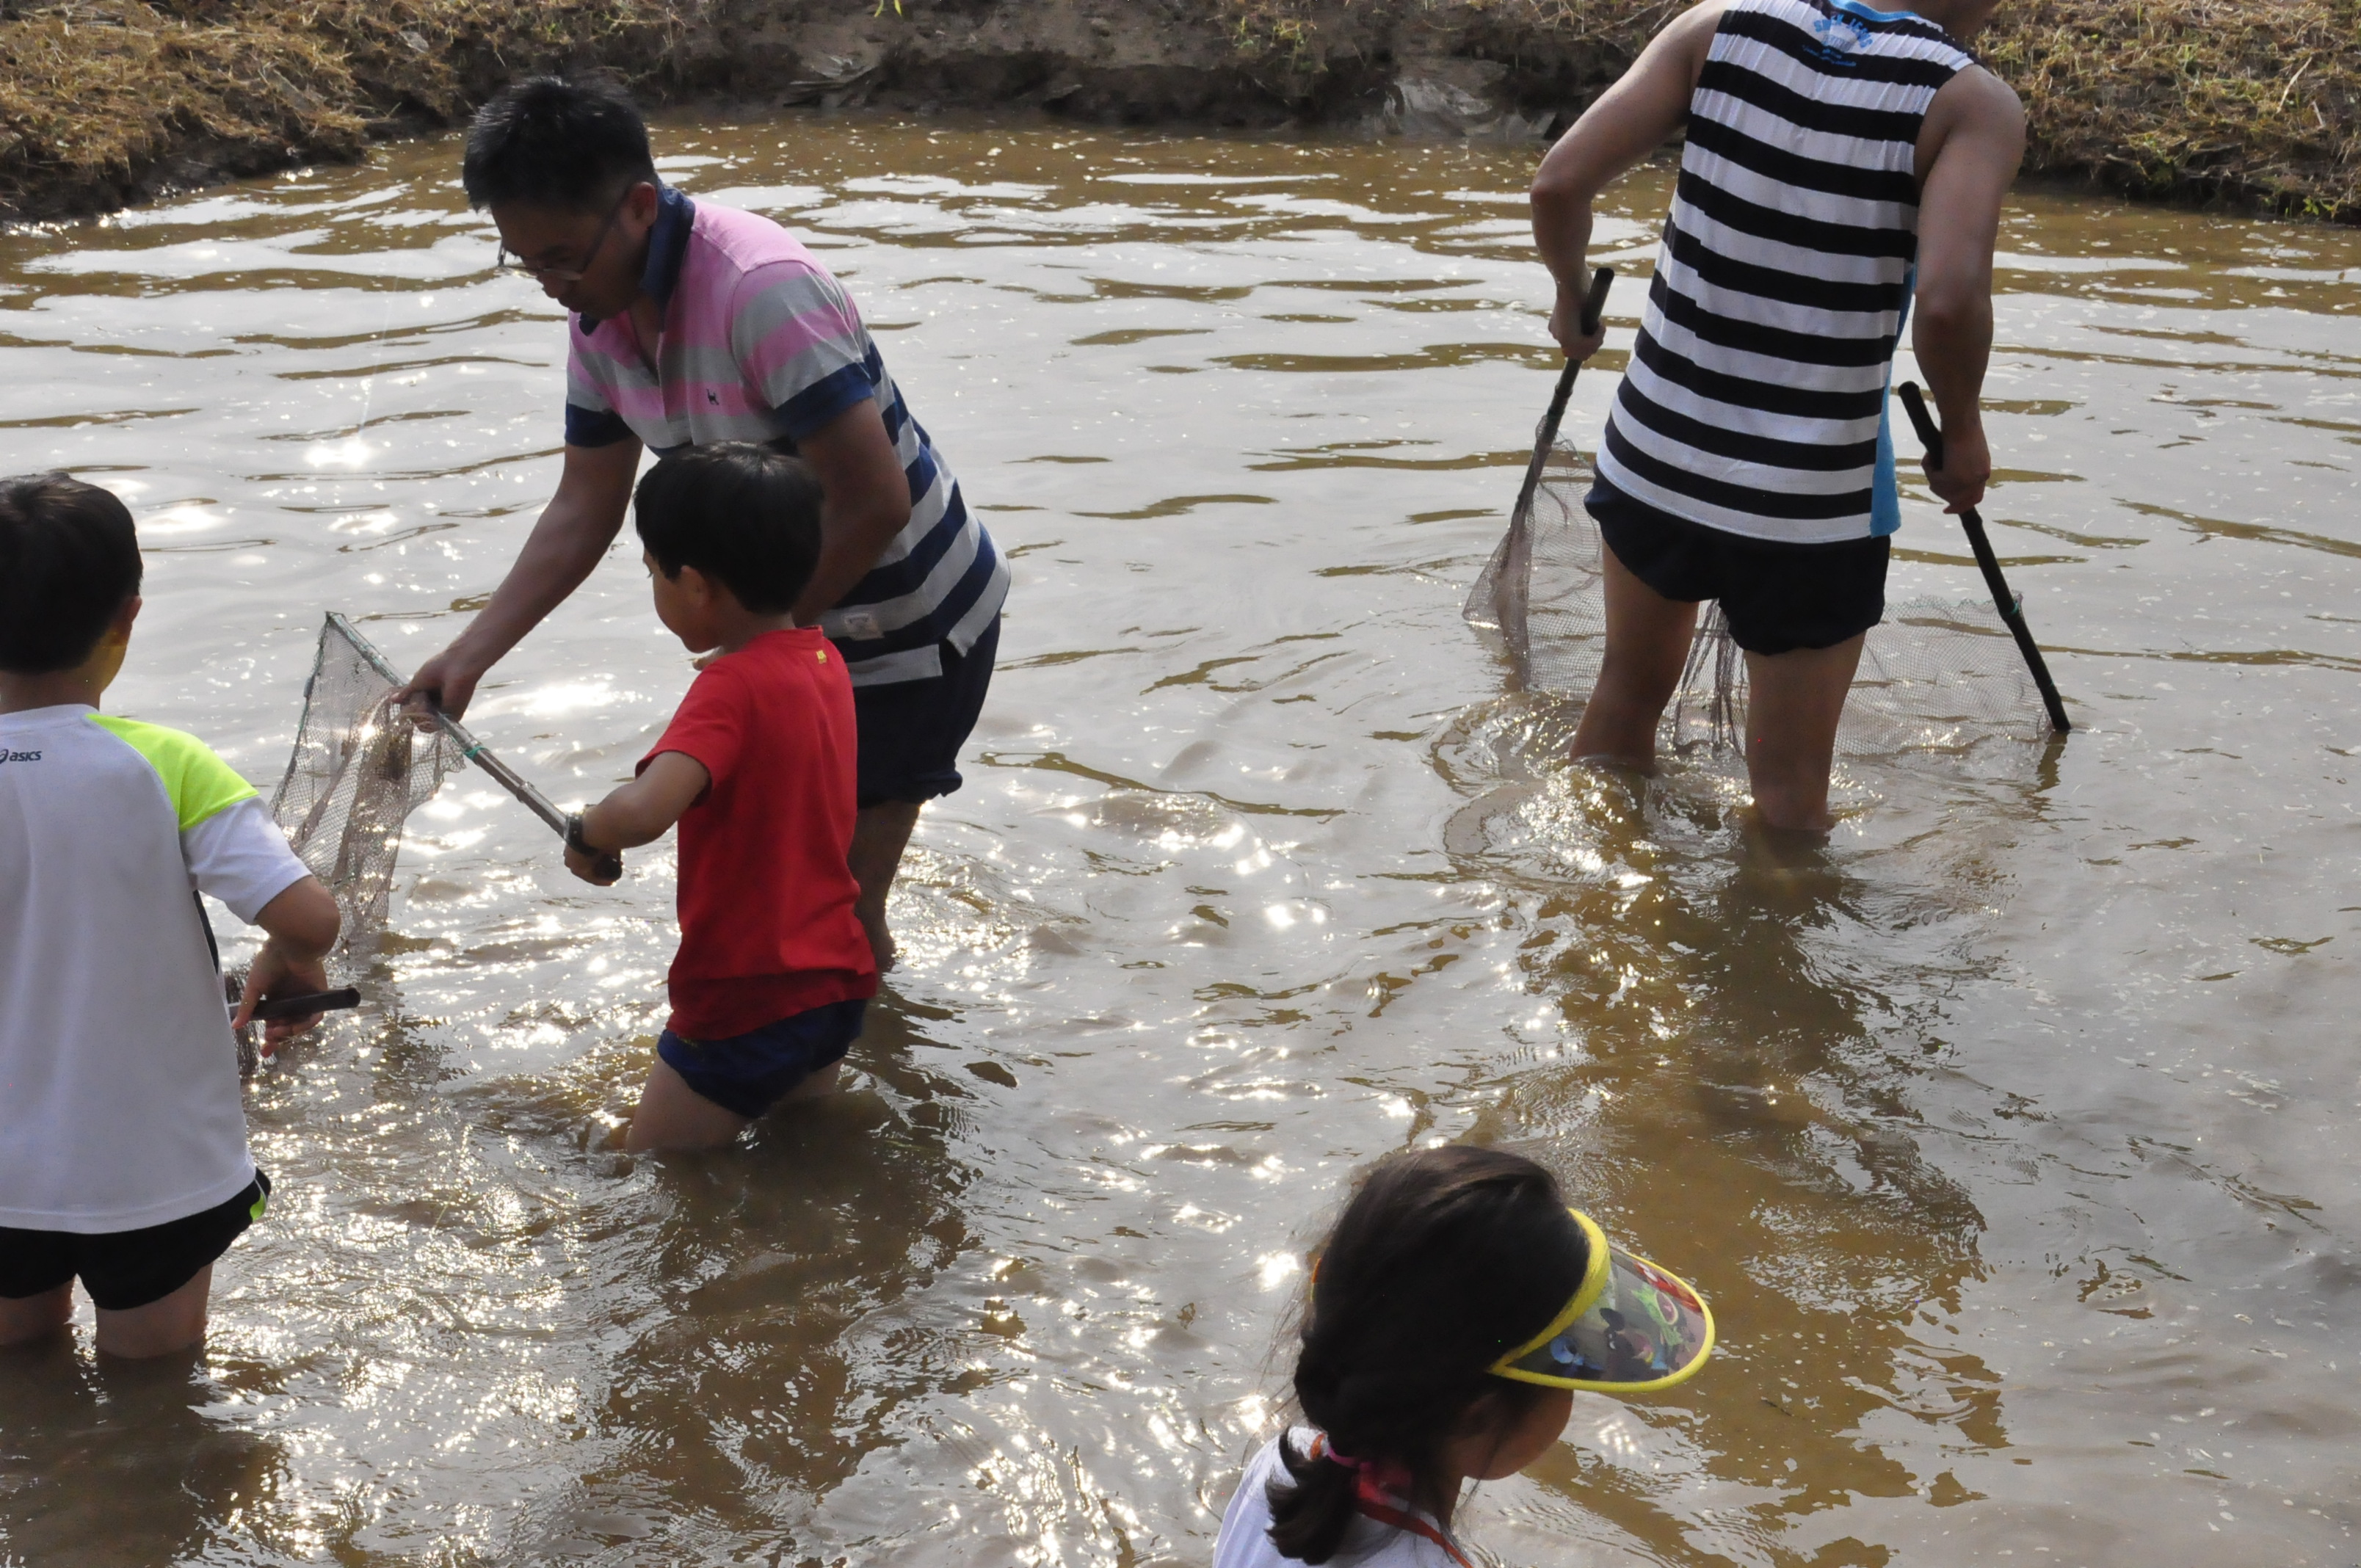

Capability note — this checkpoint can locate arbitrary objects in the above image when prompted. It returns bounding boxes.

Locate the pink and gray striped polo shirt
[565,188,1006,686]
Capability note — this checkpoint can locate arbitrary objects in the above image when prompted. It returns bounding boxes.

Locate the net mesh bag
[268,614,458,976]
[1465,431,2048,764]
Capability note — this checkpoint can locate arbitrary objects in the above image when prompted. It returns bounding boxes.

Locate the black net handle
[326,613,625,879]
[1512,267,1617,525]
[1895,385,2072,736]
[247,987,362,1022]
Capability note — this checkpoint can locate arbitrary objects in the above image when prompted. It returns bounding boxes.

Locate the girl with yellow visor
[1214,1147,1713,1568]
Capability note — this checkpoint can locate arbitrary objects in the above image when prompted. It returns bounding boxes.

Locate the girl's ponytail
[1261,1147,1588,1564]
[1264,1430,1360,1562]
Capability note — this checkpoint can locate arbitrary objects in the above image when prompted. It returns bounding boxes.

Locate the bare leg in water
[626,1057,843,1153]
[1571,544,1865,834]
[851,799,923,972]
[0,1269,216,1359]
[1568,545,1698,769]
[1741,634,1865,835]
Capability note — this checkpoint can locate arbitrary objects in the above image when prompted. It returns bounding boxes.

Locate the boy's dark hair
[633,443,825,616]
[0,473,142,675]
[462,76,657,211]
[1266,1147,1586,1564]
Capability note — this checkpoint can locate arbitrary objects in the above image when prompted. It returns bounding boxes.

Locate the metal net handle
[326,612,569,841]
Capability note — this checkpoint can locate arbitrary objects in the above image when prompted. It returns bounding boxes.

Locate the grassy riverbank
[1989,1,2360,222]
[1229,0,2361,220]
[0,0,2353,223]
[0,0,683,218]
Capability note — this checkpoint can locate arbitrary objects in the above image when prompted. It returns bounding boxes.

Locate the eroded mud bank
[0,1,2354,224]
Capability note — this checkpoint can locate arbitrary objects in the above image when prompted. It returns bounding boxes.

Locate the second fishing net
[1464,434,2049,763]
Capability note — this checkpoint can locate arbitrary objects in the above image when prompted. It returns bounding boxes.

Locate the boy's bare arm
[1530,0,1720,357]
[231,876,342,1050]
[566,751,713,884]
[1912,66,2026,515]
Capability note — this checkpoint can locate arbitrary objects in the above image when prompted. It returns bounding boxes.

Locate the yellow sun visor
[1490,1211,1715,1395]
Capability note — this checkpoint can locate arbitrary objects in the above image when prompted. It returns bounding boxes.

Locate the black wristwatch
[559,821,623,883]
[565,813,622,878]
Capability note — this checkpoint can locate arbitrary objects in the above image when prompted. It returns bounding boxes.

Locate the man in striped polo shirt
[403,79,1007,966]
[1531,0,2023,832]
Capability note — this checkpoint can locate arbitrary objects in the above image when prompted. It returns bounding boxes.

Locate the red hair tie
[1318,1438,1414,1504]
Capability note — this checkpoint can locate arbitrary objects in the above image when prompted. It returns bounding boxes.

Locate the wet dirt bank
[1,1,2355,225]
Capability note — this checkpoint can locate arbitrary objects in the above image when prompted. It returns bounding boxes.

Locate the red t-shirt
[640,627,877,1039]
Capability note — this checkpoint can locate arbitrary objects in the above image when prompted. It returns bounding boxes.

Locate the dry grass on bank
[0,0,2354,223]
[1227,0,2361,222]
[0,0,678,218]
[1992,1,2360,222]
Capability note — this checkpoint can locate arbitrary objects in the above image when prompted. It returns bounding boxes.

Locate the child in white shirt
[0,473,341,1359]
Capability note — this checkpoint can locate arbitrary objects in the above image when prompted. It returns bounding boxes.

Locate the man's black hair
[0,473,142,675]
[634,443,825,616]
[462,76,657,211]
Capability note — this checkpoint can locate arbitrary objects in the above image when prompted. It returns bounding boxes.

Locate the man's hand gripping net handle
[333,613,627,879]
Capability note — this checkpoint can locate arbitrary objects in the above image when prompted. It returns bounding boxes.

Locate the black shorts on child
[0,1171,269,1312]
[658,998,868,1119]
[1586,475,1889,656]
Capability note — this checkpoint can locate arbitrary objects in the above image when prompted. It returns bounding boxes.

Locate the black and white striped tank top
[1597,0,1975,544]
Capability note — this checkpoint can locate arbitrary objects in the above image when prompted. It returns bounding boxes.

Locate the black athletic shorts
[1586,476,1888,656]
[658,996,868,1119]
[852,614,999,808]
[0,1172,269,1313]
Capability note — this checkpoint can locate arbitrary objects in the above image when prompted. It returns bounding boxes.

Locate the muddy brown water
[1,117,2358,1567]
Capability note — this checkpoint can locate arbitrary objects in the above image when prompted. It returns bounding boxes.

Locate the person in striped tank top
[1531,0,2024,832]
[402,79,1008,968]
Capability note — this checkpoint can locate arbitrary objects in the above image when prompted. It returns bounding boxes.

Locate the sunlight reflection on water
[0,114,2356,1567]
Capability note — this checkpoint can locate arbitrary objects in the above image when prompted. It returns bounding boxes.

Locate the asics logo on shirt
[0,749,43,764]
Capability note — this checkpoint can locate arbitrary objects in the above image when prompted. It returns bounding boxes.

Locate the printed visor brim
[1493,1244,1716,1393]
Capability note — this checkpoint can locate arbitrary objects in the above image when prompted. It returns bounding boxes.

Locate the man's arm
[400,438,643,721]
[1911,66,2027,515]
[1529,1,1721,357]
[565,751,711,885]
[788,397,913,628]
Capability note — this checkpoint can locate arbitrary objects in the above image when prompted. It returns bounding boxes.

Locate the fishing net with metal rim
[268,613,460,976]
[1464,431,2049,763]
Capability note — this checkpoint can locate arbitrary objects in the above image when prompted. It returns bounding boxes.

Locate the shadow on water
[0,1345,287,1567]
[491,998,979,1565]
[1442,712,2015,1563]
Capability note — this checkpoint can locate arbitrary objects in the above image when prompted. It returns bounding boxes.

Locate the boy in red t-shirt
[564,443,877,1153]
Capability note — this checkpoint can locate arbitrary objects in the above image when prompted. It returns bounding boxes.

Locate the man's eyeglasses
[495,188,634,283]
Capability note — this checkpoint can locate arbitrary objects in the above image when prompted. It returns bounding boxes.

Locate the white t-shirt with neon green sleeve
[0,703,311,1233]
